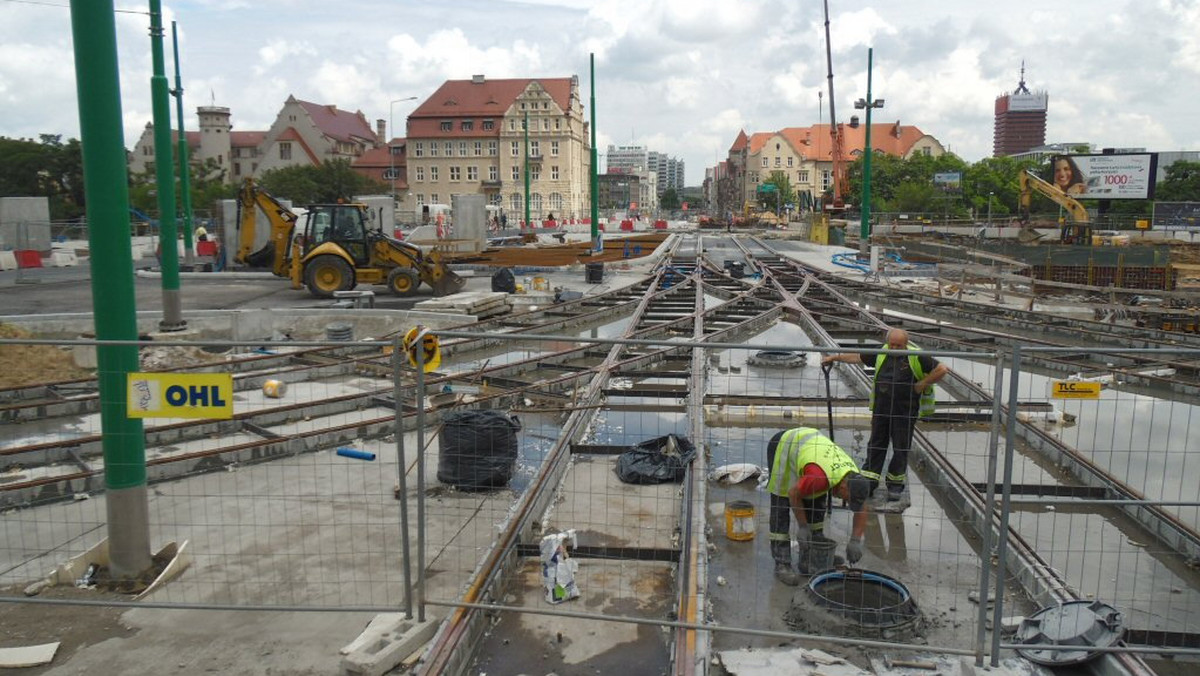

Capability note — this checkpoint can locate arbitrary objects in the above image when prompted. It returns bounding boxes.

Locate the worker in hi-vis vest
[766,427,872,586]
[822,328,949,505]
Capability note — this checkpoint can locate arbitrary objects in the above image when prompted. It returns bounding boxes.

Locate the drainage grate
[747,350,808,368]
[326,322,354,341]
[806,569,919,629]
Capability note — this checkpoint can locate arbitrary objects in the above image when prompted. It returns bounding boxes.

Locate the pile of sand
[0,323,94,388]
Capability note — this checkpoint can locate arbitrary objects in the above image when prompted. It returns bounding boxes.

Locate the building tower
[197,105,233,174]
[992,63,1048,157]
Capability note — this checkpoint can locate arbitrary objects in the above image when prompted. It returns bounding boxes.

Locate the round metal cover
[806,569,919,628]
[747,350,807,368]
[1014,600,1124,666]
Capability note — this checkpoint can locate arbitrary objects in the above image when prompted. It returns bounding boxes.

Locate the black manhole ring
[747,350,807,368]
[806,569,919,628]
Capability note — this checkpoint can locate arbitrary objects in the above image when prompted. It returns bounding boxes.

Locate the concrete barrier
[49,251,78,267]
[0,251,16,271]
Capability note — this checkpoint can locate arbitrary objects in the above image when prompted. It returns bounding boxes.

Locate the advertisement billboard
[933,172,962,194]
[1152,202,1200,230]
[1044,154,1157,200]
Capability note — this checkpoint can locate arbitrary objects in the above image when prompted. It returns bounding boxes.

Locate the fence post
[414,328,430,623]
[974,353,1006,666]
[991,345,1023,666]
[392,336,413,619]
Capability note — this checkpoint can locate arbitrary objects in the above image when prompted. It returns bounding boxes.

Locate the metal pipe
[170,21,193,267]
[974,354,1005,666]
[393,336,413,619]
[991,345,1022,667]
[414,328,430,623]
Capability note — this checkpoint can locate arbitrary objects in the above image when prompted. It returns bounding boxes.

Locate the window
[520,102,526,110]
[431,193,439,204]
[555,119,561,130]
[488,165,498,181]
[430,166,439,181]
[234,163,241,176]
[443,141,452,156]
[774,157,781,167]
[488,194,501,206]
[390,145,403,156]
[531,193,543,214]
[922,146,932,156]
[542,119,549,131]
[761,157,768,167]
[799,170,809,183]
[530,141,540,156]
[509,120,516,131]
[473,141,482,156]
[414,142,424,157]
[531,167,540,181]
[511,141,520,157]
[288,114,296,122]
[382,168,400,180]
[487,140,497,156]
[510,193,522,212]
[550,141,559,156]
[440,121,452,132]
[787,157,794,167]
[482,119,494,131]
[511,165,520,181]
[542,102,548,109]
[551,165,559,180]
[459,141,467,157]
[467,166,478,181]
[449,166,461,181]
[415,194,424,206]
[252,162,257,172]
[279,142,292,160]
[549,193,563,212]
[430,143,438,157]
[461,120,473,131]
[415,166,425,181]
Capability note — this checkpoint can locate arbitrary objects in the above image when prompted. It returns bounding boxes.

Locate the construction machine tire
[304,255,355,298]
[387,267,422,297]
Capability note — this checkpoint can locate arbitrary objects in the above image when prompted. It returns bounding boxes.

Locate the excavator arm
[235,178,300,276]
[1018,170,1090,224]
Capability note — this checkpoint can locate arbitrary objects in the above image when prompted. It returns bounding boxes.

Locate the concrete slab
[0,641,59,668]
[550,455,682,550]
[718,646,870,675]
[339,613,437,676]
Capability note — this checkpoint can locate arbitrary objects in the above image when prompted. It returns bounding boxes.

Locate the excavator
[234,178,465,298]
[1018,170,1092,245]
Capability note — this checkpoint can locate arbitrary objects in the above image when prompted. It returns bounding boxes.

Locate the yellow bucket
[262,379,287,398]
[533,276,548,291]
[724,500,756,541]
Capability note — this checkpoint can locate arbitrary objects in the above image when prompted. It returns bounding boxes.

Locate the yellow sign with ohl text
[1050,380,1102,399]
[127,372,234,419]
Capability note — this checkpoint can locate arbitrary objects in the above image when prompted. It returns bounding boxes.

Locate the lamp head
[874,98,885,108]
[854,98,867,109]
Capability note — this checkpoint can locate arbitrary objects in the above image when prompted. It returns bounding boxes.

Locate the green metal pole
[69,0,152,578]
[523,110,531,229]
[860,47,875,252]
[589,53,600,252]
[171,21,194,268]
[150,0,185,330]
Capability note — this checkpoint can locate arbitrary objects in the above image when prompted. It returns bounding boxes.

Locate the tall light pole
[988,191,995,225]
[854,47,884,255]
[389,96,418,224]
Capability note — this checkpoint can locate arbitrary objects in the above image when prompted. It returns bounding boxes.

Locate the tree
[0,135,86,220]
[758,170,795,211]
[258,159,386,204]
[660,187,680,210]
[1155,160,1200,202]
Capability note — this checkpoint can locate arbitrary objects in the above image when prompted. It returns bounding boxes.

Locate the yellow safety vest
[767,427,859,498]
[870,345,936,418]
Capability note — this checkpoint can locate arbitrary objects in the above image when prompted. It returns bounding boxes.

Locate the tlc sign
[127,372,234,419]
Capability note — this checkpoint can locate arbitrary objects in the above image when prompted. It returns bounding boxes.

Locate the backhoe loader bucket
[431,268,467,297]
[244,242,276,268]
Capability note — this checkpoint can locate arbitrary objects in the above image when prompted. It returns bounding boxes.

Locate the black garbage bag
[437,410,521,490]
[491,268,516,293]
[615,434,696,485]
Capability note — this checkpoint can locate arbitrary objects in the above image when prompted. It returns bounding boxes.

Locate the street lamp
[988,191,995,225]
[389,96,418,224]
[854,47,884,255]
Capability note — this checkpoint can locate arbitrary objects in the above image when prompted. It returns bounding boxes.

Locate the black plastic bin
[585,262,604,284]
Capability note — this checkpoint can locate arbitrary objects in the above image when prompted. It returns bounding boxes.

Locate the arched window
[510,193,523,213]
[531,193,543,217]
[549,193,563,212]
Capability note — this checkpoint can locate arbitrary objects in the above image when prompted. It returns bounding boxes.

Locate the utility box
[452,194,487,252]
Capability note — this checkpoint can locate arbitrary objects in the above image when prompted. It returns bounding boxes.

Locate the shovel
[821,361,835,439]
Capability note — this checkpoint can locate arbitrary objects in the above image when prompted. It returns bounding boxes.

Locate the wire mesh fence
[1,332,1198,671]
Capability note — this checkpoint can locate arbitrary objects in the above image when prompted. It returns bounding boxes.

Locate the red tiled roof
[412,77,573,118]
[353,142,402,169]
[297,99,376,143]
[749,123,934,161]
[230,131,265,148]
[729,130,749,153]
[746,132,775,155]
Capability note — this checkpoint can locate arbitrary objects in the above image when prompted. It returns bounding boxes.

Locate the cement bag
[491,268,516,293]
[540,530,580,604]
[437,410,521,490]
[615,434,696,485]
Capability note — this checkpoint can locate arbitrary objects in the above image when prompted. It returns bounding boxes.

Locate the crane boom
[1018,170,1091,244]
[823,0,846,208]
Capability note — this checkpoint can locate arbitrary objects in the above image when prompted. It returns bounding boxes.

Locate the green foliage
[759,170,795,211]
[1155,160,1200,202]
[0,135,85,220]
[259,159,387,204]
[660,187,681,210]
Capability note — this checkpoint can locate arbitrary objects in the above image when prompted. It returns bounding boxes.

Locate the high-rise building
[993,63,1048,157]
[605,145,647,174]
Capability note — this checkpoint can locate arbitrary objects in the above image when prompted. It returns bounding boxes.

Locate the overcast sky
[3,0,1199,185]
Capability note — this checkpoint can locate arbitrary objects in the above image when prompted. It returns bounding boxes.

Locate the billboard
[1152,202,1200,230]
[1044,153,1157,200]
[933,172,962,194]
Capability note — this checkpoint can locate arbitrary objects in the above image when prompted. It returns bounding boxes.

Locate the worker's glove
[795,524,812,549]
[846,536,864,564]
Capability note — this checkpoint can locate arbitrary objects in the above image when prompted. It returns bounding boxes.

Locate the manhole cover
[806,569,919,629]
[1014,600,1124,666]
[747,350,807,368]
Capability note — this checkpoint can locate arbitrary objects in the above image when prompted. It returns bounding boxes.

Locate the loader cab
[304,204,370,265]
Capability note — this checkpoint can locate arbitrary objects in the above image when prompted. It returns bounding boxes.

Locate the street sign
[1050,380,1102,399]
[127,372,234,419]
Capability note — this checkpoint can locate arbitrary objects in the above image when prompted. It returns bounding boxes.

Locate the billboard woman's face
[1054,159,1073,188]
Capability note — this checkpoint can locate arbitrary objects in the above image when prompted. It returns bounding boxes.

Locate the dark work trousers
[766,431,828,564]
[864,398,917,493]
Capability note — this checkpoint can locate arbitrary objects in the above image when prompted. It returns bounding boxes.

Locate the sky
[3,0,1199,186]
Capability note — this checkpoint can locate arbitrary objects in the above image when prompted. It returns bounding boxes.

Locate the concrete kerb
[339,613,439,676]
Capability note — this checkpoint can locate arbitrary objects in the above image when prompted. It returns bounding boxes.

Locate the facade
[648,151,685,197]
[605,145,647,175]
[993,67,1048,157]
[404,75,590,222]
[722,122,944,213]
[352,139,407,194]
[598,173,641,211]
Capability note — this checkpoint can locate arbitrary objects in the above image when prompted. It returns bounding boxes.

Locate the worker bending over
[767,427,871,586]
[822,328,948,504]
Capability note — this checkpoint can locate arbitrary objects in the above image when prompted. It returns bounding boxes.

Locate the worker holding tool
[766,426,872,586]
[822,328,948,505]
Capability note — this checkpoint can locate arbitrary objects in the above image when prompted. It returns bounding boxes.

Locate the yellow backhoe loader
[1018,170,1092,245]
[234,178,465,298]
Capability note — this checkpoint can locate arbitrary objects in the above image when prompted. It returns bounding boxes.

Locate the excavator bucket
[431,268,467,297]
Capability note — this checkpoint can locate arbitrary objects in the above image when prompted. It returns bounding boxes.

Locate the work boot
[770,540,799,586]
[774,561,800,586]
